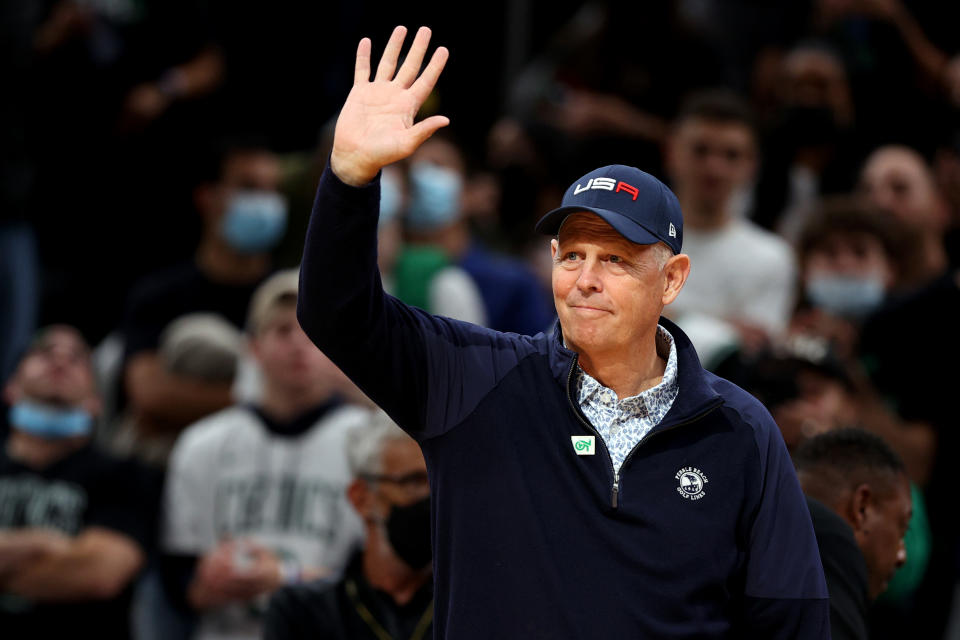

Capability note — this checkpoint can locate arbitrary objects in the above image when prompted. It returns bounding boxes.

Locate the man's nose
[576,258,603,292]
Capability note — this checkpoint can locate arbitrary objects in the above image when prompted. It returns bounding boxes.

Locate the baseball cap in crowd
[247,268,300,335]
[535,165,684,254]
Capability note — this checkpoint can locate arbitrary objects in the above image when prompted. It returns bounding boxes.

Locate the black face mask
[385,496,432,570]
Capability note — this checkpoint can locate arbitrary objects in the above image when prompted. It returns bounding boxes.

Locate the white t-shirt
[162,403,370,640]
[670,219,796,366]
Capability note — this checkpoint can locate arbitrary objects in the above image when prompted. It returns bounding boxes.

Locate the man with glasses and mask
[265,410,433,640]
[296,26,828,638]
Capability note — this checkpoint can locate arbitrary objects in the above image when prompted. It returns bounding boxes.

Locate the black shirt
[807,497,870,640]
[120,261,268,361]
[0,443,161,640]
[264,551,433,640]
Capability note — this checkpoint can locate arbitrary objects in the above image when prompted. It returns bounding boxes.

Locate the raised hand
[331,26,450,186]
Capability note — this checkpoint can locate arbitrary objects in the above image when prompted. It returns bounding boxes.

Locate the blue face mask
[220,190,288,253]
[9,401,94,439]
[406,163,463,231]
[806,274,886,320]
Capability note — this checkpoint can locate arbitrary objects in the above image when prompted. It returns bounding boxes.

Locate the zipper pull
[611,472,620,508]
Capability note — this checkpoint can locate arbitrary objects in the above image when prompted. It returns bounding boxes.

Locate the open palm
[331,26,450,186]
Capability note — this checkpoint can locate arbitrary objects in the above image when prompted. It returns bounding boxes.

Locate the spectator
[795,428,911,640]
[265,410,432,640]
[754,41,865,238]
[664,90,797,366]
[119,140,284,449]
[793,198,934,482]
[387,139,487,325]
[859,144,951,288]
[160,270,369,640]
[794,197,905,357]
[0,325,158,639]
[400,134,555,334]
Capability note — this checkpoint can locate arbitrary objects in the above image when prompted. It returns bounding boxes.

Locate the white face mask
[805,274,886,320]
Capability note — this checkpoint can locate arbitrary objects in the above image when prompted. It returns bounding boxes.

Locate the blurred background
[2,0,960,638]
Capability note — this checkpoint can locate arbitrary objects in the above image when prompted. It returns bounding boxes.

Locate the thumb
[407,115,450,150]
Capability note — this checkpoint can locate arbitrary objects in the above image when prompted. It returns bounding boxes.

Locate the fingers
[410,46,449,103]
[395,26,432,88]
[375,25,407,82]
[354,37,371,84]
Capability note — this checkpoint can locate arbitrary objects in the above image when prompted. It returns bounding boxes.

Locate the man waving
[297,26,829,639]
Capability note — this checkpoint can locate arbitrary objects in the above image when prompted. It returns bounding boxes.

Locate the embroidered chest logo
[675,467,708,500]
[571,435,595,455]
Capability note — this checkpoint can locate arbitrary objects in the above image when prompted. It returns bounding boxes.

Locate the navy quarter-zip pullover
[298,166,830,639]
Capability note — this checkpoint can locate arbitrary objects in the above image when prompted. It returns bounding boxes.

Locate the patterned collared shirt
[576,325,679,474]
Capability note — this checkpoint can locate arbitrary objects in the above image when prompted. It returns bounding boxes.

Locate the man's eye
[564,252,579,261]
[609,255,622,263]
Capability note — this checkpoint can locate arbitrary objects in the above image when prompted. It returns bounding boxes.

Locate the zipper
[612,400,723,505]
[565,353,723,509]
[565,355,620,507]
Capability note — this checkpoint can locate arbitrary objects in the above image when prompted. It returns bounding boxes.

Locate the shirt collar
[576,325,679,414]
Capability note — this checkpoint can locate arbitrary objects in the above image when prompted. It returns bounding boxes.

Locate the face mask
[220,190,288,253]
[385,496,432,570]
[806,274,886,320]
[406,163,463,231]
[9,401,93,439]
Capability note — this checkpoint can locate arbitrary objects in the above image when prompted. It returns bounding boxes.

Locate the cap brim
[534,206,663,247]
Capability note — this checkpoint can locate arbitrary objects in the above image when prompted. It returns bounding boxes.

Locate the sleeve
[429,266,488,326]
[296,166,536,440]
[739,243,796,334]
[161,426,219,554]
[741,410,831,639]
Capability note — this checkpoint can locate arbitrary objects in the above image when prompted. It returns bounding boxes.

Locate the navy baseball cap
[534,165,683,254]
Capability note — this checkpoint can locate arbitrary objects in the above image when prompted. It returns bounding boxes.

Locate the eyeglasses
[361,470,430,494]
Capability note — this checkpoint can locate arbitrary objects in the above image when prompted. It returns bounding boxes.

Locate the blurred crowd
[2,0,960,638]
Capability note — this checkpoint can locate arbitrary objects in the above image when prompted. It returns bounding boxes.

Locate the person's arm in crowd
[866,0,950,84]
[125,352,233,433]
[120,45,224,129]
[186,540,282,610]
[0,527,144,601]
[298,27,535,438]
[739,401,830,638]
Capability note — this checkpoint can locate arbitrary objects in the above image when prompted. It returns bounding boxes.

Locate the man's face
[860,476,911,599]
[250,304,349,394]
[372,438,430,514]
[551,213,666,358]
[860,148,946,232]
[667,119,756,213]
[202,150,283,222]
[7,326,97,408]
[803,231,894,288]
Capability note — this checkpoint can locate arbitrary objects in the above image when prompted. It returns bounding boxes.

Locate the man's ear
[662,253,691,305]
[550,238,559,261]
[347,477,372,517]
[848,483,872,533]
